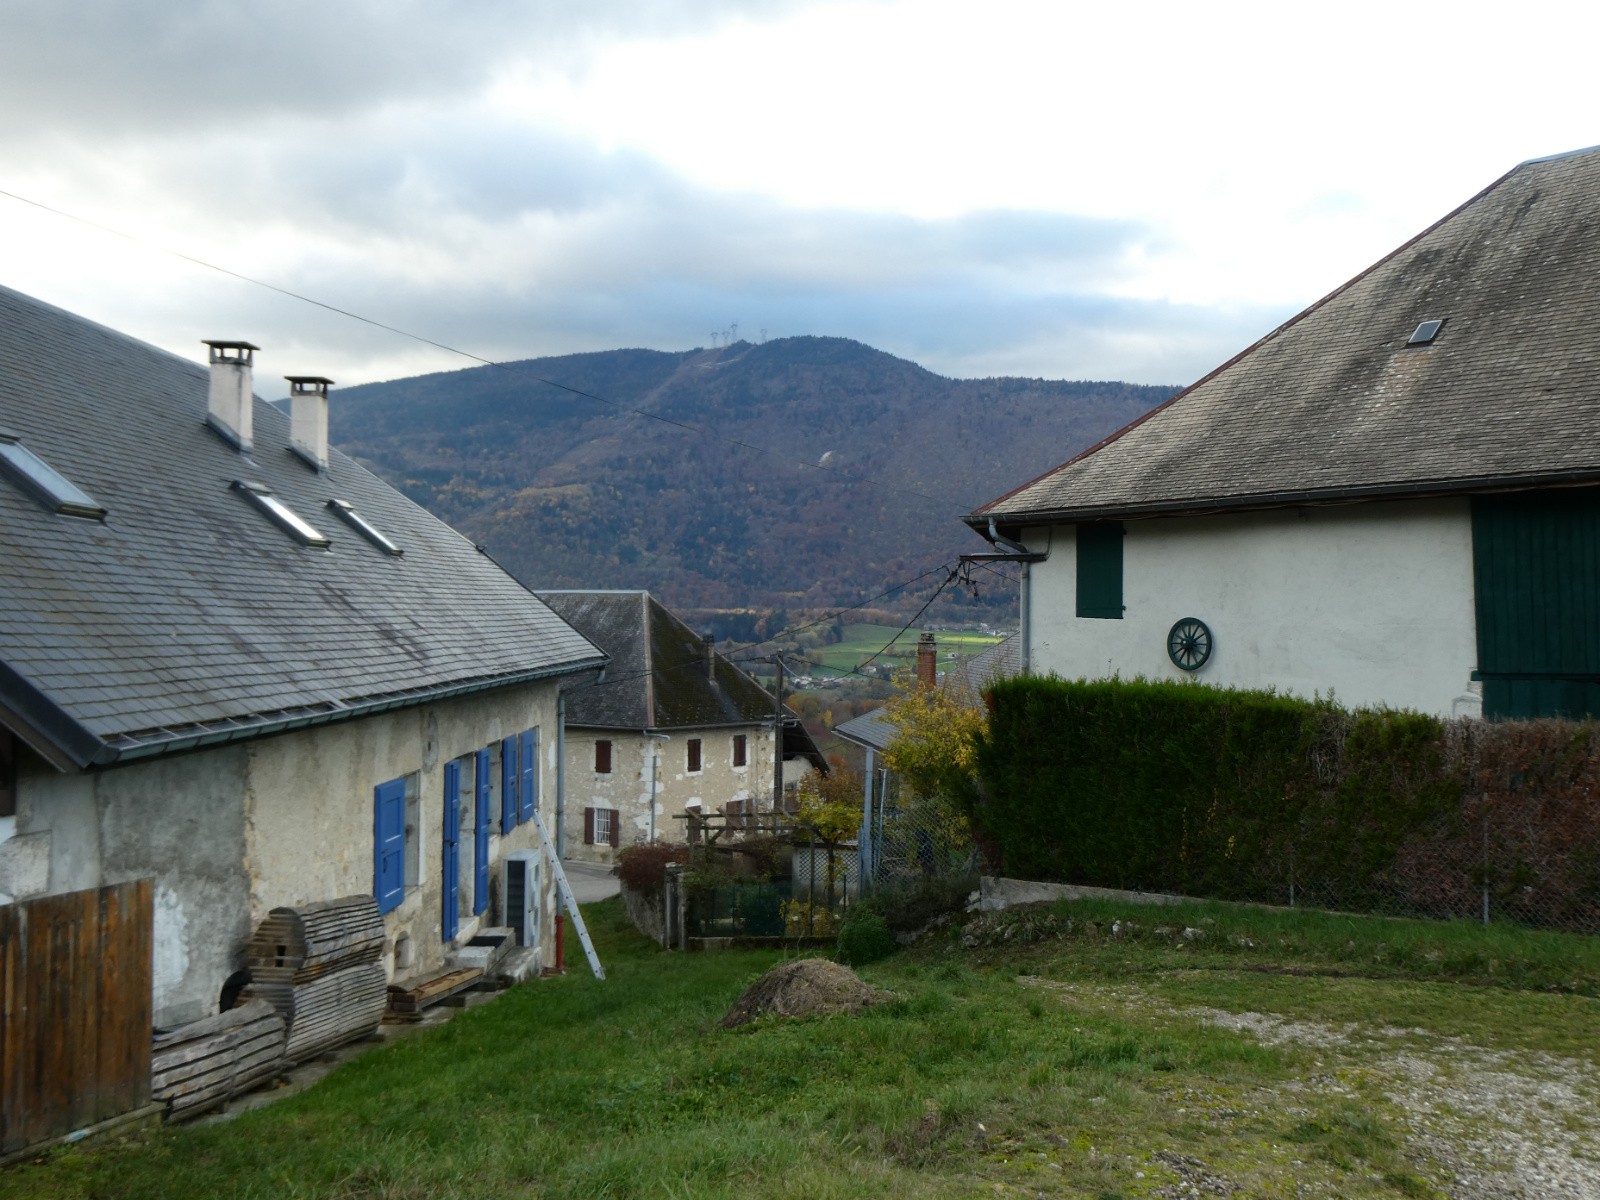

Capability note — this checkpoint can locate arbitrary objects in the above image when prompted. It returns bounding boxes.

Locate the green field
[810,625,1007,677]
[10,895,1600,1199]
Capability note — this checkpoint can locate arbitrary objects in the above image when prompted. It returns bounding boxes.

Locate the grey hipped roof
[945,634,1022,706]
[535,590,783,731]
[973,146,1600,529]
[0,284,605,769]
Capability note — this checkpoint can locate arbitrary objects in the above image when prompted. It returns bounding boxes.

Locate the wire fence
[861,771,981,901]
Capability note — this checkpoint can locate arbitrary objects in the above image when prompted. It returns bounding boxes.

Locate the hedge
[972,676,1600,930]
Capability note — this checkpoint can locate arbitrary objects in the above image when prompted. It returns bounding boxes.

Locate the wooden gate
[0,880,153,1155]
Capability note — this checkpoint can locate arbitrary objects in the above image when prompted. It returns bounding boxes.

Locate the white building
[968,146,1600,722]
[0,285,605,1026]
[535,591,826,863]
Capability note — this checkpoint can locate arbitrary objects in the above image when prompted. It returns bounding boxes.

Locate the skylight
[0,433,105,519]
[232,481,330,548]
[1407,319,1446,346]
[327,499,402,556]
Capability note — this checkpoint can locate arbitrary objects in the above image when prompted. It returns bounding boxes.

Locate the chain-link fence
[860,770,982,922]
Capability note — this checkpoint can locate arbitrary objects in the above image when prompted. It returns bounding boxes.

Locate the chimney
[286,376,334,471]
[917,632,937,691]
[702,633,716,682]
[203,340,259,452]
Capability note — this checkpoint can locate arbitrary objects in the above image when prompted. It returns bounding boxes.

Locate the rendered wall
[1021,498,1481,718]
[245,679,562,986]
[6,744,250,1027]
[563,725,775,862]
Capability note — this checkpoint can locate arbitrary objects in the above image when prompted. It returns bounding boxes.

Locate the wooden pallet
[386,967,484,1015]
[151,999,286,1119]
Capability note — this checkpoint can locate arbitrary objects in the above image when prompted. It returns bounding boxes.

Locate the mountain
[329,337,1175,612]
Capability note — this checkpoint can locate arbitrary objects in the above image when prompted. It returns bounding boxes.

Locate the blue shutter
[442,759,460,941]
[373,778,406,914]
[520,729,537,822]
[501,735,518,833]
[474,749,491,916]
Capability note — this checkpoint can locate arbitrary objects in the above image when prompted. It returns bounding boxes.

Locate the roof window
[1407,319,1446,346]
[232,481,330,548]
[327,499,402,556]
[0,433,105,519]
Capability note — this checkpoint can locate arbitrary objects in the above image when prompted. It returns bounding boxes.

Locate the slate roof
[831,707,896,754]
[973,146,1600,529]
[0,284,605,769]
[535,591,779,730]
[945,634,1022,706]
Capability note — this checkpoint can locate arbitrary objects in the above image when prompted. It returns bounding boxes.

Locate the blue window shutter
[474,749,491,916]
[373,778,406,915]
[442,759,460,941]
[520,729,537,822]
[501,735,518,833]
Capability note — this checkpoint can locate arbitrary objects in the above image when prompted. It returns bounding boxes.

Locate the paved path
[561,858,621,904]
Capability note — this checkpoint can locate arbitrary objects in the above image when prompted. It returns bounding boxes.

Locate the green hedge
[972,676,1460,904]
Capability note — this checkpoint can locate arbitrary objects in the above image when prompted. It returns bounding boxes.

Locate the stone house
[968,146,1600,720]
[534,591,825,863]
[0,284,605,1026]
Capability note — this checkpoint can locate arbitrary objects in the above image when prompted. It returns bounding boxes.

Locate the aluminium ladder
[529,807,606,981]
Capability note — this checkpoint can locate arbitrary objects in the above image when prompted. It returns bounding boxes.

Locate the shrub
[836,909,896,966]
[869,873,976,933]
[613,842,690,895]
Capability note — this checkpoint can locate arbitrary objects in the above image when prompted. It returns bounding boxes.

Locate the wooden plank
[385,967,482,1014]
[101,881,152,1120]
[0,900,15,1153]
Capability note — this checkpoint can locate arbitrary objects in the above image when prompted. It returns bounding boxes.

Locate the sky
[0,0,1595,390]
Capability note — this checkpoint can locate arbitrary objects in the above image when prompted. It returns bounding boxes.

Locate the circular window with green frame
[1167,617,1213,672]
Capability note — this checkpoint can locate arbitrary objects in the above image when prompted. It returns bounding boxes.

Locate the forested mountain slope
[330,337,1175,611]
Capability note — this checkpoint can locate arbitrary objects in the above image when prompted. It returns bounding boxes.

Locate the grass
[7,897,1600,1198]
[811,624,1006,676]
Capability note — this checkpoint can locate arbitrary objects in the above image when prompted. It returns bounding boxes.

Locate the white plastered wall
[243,678,563,988]
[563,725,775,862]
[1022,497,1481,717]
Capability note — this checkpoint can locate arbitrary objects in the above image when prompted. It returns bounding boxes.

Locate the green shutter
[1076,522,1125,619]
[1472,489,1600,719]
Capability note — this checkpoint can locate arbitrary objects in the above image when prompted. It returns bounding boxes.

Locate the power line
[0,186,982,517]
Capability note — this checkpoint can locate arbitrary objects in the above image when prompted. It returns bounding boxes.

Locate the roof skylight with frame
[232,481,330,548]
[1407,319,1447,346]
[327,499,402,556]
[0,432,105,519]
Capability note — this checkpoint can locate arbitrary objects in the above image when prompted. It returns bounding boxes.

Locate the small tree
[882,677,984,808]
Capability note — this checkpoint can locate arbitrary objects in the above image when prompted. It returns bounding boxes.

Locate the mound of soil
[721,958,895,1029]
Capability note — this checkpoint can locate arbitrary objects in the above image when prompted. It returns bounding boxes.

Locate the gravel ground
[1021,976,1600,1199]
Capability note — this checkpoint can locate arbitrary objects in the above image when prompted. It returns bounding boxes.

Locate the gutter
[967,469,1600,533]
[64,654,609,769]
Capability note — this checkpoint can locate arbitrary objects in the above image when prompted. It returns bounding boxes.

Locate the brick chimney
[204,340,259,452]
[917,632,937,691]
[286,376,334,471]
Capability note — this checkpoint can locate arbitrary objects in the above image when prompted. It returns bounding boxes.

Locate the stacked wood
[151,999,286,1119]
[385,966,484,1017]
[242,895,387,1063]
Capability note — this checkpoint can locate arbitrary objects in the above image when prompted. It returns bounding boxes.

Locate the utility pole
[772,653,785,812]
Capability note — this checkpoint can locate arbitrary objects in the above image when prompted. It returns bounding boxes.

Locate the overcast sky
[1,0,1595,390]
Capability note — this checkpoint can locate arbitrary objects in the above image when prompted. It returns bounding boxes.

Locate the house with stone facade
[535,591,825,864]
[0,284,605,1027]
[968,146,1600,721]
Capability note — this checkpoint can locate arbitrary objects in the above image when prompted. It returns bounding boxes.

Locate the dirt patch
[722,958,894,1029]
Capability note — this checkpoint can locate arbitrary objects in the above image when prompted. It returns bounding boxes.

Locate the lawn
[811,625,1006,677]
[6,896,1600,1199]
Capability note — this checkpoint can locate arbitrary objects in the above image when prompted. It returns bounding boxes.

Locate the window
[687,738,703,773]
[595,739,613,774]
[732,734,748,768]
[1076,521,1124,619]
[232,481,330,548]
[326,499,402,556]
[0,433,104,519]
[373,771,420,914]
[586,806,619,848]
[1407,318,1446,346]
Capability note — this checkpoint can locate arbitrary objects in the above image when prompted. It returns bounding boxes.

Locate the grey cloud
[0,0,841,139]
